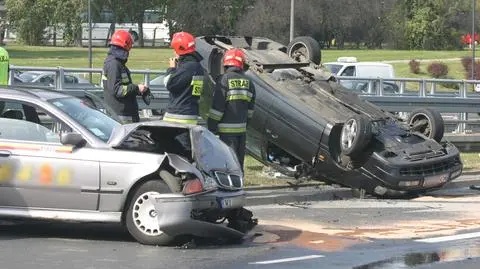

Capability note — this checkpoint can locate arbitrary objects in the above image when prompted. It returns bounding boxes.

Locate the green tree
[165,0,254,37]
[388,0,473,50]
[6,0,51,45]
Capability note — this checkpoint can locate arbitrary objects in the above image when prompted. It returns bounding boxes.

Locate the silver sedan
[0,87,257,245]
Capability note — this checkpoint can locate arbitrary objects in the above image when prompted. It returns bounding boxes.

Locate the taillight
[183,178,203,195]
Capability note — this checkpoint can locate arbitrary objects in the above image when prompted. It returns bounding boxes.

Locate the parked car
[195,35,463,197]
[323,57,399,94]
[15,71,99,88]
[0,87,256,245]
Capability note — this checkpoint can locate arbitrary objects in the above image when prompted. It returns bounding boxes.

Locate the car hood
[107,121,242,174]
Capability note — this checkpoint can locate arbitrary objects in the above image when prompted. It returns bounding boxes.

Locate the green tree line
[5,0,480,50]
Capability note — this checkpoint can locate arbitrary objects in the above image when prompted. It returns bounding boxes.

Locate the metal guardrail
[8,66,480,135]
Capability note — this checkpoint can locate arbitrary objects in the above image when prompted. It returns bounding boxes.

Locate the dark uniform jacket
[163,52,204,124]
[207,66,256,135]
[102,45,139,117]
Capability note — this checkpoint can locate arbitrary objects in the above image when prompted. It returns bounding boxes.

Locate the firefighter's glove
[142,86,154,106]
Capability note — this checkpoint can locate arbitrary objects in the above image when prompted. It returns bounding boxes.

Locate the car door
[0,99,100,210]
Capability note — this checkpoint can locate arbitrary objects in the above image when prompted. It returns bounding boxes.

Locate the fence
[8,66,480,149]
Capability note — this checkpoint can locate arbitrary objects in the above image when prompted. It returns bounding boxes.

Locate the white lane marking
[415,232,480,243]
[249,255,325,265]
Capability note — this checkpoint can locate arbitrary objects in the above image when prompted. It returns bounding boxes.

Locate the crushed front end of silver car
[109,121,258,240]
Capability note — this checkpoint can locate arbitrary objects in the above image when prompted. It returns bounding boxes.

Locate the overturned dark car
[195,35,463,197]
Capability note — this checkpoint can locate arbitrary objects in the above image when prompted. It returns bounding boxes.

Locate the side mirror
[60,132,86,147]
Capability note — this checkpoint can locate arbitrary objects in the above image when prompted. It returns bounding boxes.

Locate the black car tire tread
[407,108,444,143]
[125,180,175,246]
[340,114,372,157]
[287,36,322,65]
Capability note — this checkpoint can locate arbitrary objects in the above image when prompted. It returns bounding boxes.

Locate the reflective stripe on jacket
[207,67,256,135]
[163,112,198,125]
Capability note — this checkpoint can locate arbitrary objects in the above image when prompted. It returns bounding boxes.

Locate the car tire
[407,108,444,143]
[340,114,372,157]
[287,36,322,65]
[125,180,175,246]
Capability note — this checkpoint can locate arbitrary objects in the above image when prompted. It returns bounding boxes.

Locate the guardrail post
[8,64,14,85]
[378,78,384,96]
[419,79,426,97]
[144,70,151,87]
[56,66,65,90]
[430,80,436,95]
[456,80,468,134]
[399,81,405,94]
[367,80,374,94]
[460,80,468,98]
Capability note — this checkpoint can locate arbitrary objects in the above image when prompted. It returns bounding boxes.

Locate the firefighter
[207,48,255,171]
[163,31,204,125]
[102,29,147,123]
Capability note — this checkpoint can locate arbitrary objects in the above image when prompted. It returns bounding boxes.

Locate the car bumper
[151,190,248,239]
[362,146,463,193]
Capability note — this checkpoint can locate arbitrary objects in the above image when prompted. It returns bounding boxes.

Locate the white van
[323,57,395,78]
[323,57,398,94]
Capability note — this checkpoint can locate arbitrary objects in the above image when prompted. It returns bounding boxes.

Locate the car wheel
[125,180,174,245]
[340,114,372,157]
[287,36,322,65]
[407,108,444,143]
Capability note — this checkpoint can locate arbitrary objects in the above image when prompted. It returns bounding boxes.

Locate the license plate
[220,198,233,208]
[423,173,449,187]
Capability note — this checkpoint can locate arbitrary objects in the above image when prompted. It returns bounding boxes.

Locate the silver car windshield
[49,97,122,142]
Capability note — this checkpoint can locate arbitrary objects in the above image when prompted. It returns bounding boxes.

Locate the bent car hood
[108,121,242,174]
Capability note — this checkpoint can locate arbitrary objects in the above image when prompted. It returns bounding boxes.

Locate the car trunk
[107,123,242,175]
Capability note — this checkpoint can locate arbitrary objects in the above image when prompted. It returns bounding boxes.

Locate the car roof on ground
[0,87,74,100]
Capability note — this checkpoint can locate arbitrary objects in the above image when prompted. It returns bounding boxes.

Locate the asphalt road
[1,176,480,269]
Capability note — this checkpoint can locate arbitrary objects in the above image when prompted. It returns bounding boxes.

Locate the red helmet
[170,32,196,55]
[223,48,246,68]
[110,30,134,51]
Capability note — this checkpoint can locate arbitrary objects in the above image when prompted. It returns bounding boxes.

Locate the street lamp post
[473,0,476,81]
[88,0,93,83]
[289,0,294,42]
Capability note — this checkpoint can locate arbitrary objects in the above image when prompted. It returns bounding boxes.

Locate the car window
[39,75,54,84]
[18,72,40,82]
[341,66,356,76]
[65,75,78,84]
[150,75,166,86]
[0,100,72,143]
[323,64,343,75]
[49,97,121,142]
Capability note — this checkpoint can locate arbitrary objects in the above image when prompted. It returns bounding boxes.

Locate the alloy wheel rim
[132,191,163,236]
[341,119,358,150]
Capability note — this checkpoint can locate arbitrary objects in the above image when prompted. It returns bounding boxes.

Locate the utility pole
[473,0,476,81]
[88,0,93,83]
[289,0,294,42]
